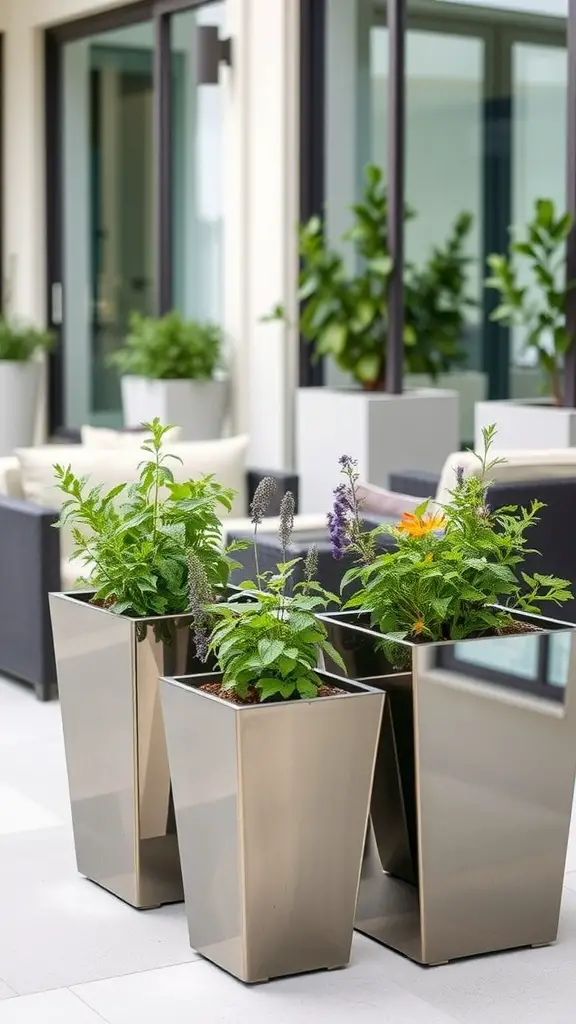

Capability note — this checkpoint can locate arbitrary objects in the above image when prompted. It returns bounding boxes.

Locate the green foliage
[53,419,235,617]
[265,164,474,387]
[486,198,574,405]
[109,311,223,381]
[338,426,572,653]
[206,487,346,702]
[0,319,54,361]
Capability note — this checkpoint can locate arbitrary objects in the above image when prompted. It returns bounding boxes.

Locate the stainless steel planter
[49,591,208,909]
[321,609,576,965]
[159,670,384,982]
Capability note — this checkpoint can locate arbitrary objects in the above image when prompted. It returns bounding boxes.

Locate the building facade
[0,0,570,465]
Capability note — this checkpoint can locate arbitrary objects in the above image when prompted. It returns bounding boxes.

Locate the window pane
[62,20,154,427]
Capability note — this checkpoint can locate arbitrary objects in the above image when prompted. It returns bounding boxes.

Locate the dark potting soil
[199,681,347,706]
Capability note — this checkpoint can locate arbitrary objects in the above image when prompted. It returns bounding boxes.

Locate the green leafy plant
[53,419,235,618]
[329,427,571,661]
[109,311,223,381]
[486,198,574,405]
[266,163,474,388]
[0,318,54,361]
[199,482,346,702]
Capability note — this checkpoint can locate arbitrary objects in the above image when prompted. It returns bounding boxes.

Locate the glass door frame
[299,0,568,402]
[45,0,224,433]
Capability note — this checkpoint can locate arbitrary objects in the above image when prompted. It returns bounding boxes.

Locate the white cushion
[0,456,24,499]
[16,434,249,562]
[435,448,576,508]
[80,424,181,448]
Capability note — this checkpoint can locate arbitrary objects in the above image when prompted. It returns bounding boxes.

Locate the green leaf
[297,677,319,699]
[257,638,285,666]
[320,640,347,674]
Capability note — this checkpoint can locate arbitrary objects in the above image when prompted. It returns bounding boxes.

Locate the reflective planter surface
[160,670,384,982]
[49,591,209,909]
[320,609,576,965]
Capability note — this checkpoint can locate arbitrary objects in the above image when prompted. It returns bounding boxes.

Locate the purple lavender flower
[338,454,357,471]
[455,465,464,488]
[328,494,350,561]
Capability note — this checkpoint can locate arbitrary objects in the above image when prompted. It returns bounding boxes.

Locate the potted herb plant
[268,164,478,511]
[320,428,576,965]
[159,483,384,983]
[0,318,54,456]
[110,310,227,441]
[477,198,574,448]
[49,420,240,909]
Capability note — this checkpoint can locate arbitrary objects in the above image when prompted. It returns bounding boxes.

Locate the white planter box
[121,376,228,441]
[406,371,487,443]
[475,398,576,452]
[0,360,42,456]
[296,387,459,514]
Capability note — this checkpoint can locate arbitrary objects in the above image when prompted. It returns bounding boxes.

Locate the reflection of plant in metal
[265,163,474,388]
[336,425,572,648]
[486,198,574,406]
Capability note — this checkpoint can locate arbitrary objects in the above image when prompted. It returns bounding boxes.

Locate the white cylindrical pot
[121,377,228,441]
[0,360,42,456]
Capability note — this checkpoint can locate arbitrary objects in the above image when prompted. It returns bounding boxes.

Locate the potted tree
[320,429,576,965]
[48,419,241,909]
[268,164,478,512]
[477,198,574,448]
[159,485,384,983]
[111,311,227,441]
[0,318,53,456]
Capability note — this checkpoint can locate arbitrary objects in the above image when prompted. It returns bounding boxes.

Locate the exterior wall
[1,0,298,468]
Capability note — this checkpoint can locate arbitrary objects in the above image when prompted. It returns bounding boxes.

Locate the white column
[224,0,299,471]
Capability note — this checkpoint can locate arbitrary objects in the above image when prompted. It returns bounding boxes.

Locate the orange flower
[397,510,446,538]
[413,619,426,635]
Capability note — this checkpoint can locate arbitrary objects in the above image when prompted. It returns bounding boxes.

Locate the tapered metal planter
[321,609,576,965]
[49,591,208,909]
[159,670,384,982]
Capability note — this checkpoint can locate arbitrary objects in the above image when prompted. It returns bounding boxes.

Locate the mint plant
[202,480,346,702]
[54,419,235,618]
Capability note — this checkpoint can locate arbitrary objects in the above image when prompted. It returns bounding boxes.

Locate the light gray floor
[2,676,576,1024]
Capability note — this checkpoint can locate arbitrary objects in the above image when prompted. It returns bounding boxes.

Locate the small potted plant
[159,482,384,983]
[0,317,54,456]
[477,197,574,448]
[320,427,576,965]
[110,310,227,441]
[49,419,240,909]
[268,164,476,512]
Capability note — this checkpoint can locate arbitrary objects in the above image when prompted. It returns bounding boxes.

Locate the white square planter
[121,376,228,441]
[0,360,42,456]
[475,398,576,452]
[296,387,459,514]
[406,370,487,444]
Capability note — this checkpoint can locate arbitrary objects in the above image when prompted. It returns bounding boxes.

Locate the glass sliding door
[61,20,155,428]
[510,37,567,400]
[48,0,227,432]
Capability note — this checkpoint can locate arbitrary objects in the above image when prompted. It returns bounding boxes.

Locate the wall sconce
[197,25,232,85]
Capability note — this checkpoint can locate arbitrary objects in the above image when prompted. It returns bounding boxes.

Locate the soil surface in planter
[199,681,347,706]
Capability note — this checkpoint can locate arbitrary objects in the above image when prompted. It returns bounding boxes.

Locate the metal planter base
[322,610,576,965]
[160,671,384,982]
[49,592,209,910]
